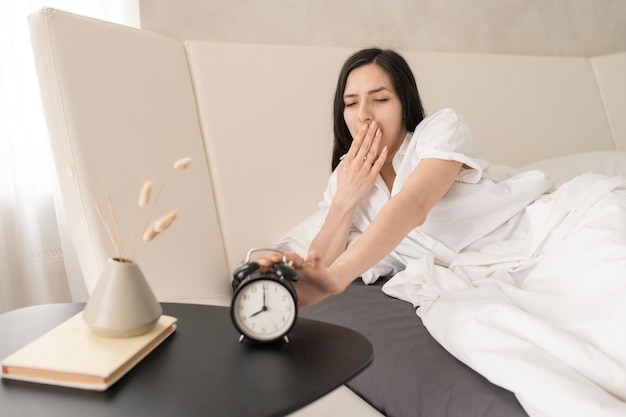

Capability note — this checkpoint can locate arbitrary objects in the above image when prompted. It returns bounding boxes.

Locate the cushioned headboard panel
[185,42,342,269]
[405,51,615,166]
[29,8,231,304]
[591,52,626,151]
[186,41,615,270]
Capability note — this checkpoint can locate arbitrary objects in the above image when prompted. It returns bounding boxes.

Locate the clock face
[232,278,297,342]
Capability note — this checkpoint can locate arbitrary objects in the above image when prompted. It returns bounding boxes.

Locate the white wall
[139,0,626,57]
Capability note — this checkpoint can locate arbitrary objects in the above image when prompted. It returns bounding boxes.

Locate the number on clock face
[233,280,296,341]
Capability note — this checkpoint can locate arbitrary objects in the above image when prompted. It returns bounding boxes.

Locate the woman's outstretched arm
[289,157,463,306]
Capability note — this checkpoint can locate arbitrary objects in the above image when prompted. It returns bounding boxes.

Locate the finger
[268,252,284,263]
[283,252,304,268]
[357,121,377,160]
[371,145,388,171]
[345,124,368,160]
[366,128,382,161]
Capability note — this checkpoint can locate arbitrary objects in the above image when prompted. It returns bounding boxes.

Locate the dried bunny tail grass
[128,180,153,255]
[174,157,192,170]
[142,225,158,242]
[154,209,178,232]
[138,181,152,207]
[94,202,123,258]
[121,158,191,261]
[132,210,178,259]
[129,224,156,260]
[128,176,169,259]
[100,178,126,257]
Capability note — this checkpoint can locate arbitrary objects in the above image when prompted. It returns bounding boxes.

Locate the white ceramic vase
[82,258,162,338]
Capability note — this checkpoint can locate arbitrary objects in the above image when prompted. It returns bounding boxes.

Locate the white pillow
[518,150,626,185]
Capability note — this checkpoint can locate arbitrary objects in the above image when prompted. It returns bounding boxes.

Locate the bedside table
[0,303,373,416]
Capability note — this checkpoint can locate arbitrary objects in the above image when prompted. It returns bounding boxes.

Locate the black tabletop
[0,303,373,417]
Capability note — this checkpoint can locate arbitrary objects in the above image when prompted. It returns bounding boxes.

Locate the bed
[302,278,528,416]
[29,8,626,417]
[299,151,626,417]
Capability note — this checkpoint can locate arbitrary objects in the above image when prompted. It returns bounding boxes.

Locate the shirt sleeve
[404,108,488,185]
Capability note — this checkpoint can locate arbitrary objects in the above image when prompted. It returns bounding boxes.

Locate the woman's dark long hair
[331,48,424,171]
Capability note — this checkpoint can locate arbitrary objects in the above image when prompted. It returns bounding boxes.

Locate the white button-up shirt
[277,108,553,284]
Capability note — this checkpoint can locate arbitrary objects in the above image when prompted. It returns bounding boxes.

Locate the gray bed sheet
[300,278,528,417]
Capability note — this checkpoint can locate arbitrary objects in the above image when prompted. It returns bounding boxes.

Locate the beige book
[1,312,177,391]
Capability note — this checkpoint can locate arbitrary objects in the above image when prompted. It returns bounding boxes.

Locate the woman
[266,47,546,307]
[265,49,626,417]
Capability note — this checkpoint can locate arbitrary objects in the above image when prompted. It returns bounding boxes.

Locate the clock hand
[249,306,268,317]
[263,285,267,308]
[249,285,270,318]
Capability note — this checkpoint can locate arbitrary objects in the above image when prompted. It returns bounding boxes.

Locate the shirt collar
[392,131,413,173]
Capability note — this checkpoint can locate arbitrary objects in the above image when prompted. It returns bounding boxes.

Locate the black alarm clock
[230,249,299,343]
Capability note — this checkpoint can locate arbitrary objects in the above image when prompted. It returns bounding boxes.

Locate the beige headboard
[406,51,616,166]
[29,7,625,299]
[30,8,232,303]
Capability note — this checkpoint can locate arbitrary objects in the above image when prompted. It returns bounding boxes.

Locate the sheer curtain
[0,0,140,313]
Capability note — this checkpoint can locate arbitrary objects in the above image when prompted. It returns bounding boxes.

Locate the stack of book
[1,312,177,391]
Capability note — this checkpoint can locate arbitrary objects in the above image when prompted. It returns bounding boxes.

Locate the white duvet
[383,172,626,417]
